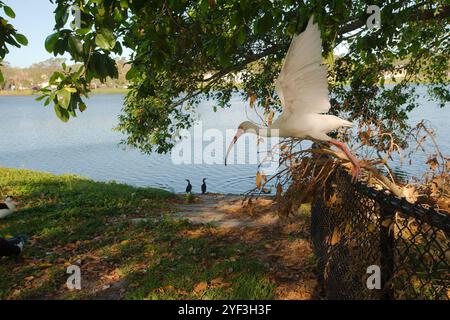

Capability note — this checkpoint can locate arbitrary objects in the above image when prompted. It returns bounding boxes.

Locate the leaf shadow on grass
[1,216,277,300]
[0,168,280,300]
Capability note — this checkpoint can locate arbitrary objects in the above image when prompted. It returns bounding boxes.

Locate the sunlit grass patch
[0,168,277,300]
[124,232,275,300]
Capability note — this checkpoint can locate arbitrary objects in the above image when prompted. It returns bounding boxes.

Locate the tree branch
[173,3,449,109]
[200,44,285,83]
[170,45,285,108]
[340,4,450,35]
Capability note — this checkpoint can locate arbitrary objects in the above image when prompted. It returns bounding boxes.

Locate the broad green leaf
[56,88,71,109]
[95,28,116,50]
[64,87,77,93]
[126,67,138,80]
[114,41,123,55]
[104,58,118,78]
[64,86,77,93]
[69,108,77,117]
[45,33,59,53]
[55,5,69,28]
[15,34,28,46]
[237,28,246,46]
[49,71,64,83]
[54,105,69,122]
[76,28,91,36]
[68,36,83,57]
[53,38,68,55]
[79,102,87,112]
[120,0,129,9]
[3,6,15,18]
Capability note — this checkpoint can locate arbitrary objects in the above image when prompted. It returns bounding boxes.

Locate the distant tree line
[0,57,130,90]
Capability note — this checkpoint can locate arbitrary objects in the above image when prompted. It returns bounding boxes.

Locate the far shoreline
[2,81,445,97]
[0,88,129,96]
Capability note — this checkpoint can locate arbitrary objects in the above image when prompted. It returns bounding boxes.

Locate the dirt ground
[175,194,318,300]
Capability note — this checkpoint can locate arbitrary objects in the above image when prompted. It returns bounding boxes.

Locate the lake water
[0,87,449,194]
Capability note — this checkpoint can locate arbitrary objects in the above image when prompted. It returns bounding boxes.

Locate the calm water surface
[0,88,448,194]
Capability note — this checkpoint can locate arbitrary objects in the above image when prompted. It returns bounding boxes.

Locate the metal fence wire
[311,168,450,300]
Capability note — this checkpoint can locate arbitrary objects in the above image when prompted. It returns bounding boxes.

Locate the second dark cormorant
[201,178,207,194]
[185,179,192,194]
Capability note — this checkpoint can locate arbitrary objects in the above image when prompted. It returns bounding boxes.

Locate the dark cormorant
[185,179,192,194]
[201,178,207,194]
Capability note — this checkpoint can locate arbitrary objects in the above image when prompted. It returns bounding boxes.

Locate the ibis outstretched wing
[274,16,330,125]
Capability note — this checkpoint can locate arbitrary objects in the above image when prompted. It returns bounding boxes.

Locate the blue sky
[3,0,59,67]
[3,0,130,67]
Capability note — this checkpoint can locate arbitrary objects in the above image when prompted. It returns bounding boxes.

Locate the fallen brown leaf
[193,281,208,293]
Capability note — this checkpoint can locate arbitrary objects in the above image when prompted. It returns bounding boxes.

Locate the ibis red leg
[329,139,361,182]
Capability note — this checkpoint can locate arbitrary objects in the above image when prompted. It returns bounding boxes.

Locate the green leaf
[68,35,83,57]
[15,34,28,46]
[49,72,64,84]
[76,28,91,36]
[237,28,246,46]
[35,95,46,102]
[114,41,123,55]
[64,86,77,93]
[104,58,118,78]
[126,67,138,80]
[0,71,4,84]
[79,102,87,112]
[255,14,273,34]
[120,0,129,9]
[54,104,69,122]
[45,33,59,53]
[199,0,209,14]
[53,38,68,55]
[95,28,116,50]
[55,5,69,28]
[3,6,15,18]
[56,88,71,109]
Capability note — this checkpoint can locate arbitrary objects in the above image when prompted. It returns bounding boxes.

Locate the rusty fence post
[379,205,395,299]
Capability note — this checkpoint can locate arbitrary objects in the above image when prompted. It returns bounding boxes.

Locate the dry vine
[243,115,449,216]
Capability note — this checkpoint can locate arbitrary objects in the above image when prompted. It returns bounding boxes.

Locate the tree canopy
[0,1,28,83]
[2,0,450,154]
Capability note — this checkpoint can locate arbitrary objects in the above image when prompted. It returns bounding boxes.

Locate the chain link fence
[311,168,449,300]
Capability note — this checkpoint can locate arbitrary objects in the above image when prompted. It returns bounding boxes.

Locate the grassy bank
[0,89,36,96]
[0,88,128,96]
[0,168,277,300]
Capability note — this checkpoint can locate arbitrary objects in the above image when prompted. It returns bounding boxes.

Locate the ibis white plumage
[0,196,16,219]
[225,16,360,180]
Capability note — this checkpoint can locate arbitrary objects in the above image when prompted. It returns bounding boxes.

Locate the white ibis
[0,196,16,219]
[225,16,360,181]
[201,178,207,194]
[185,179,193,194]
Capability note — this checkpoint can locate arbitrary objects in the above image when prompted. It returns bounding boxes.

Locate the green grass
[0,89,36,96]
[0,168,275,300]
[90,88,129,94]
